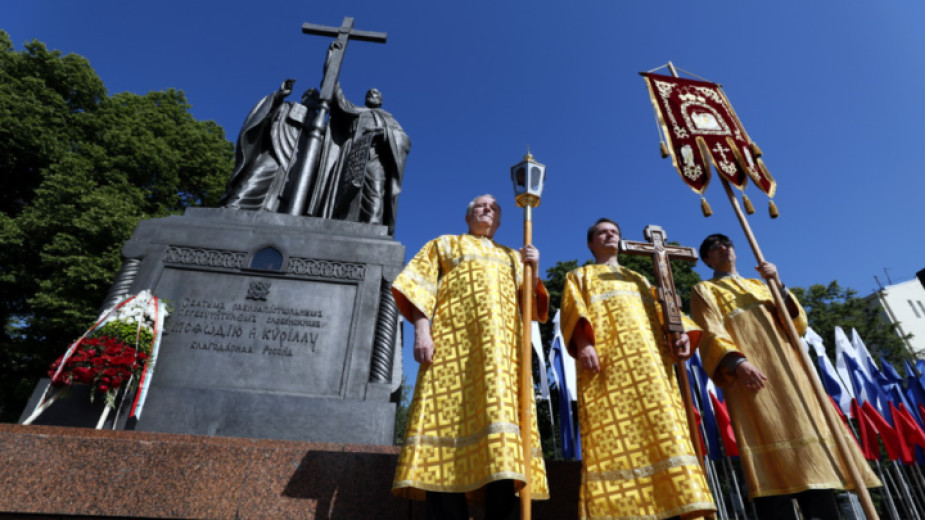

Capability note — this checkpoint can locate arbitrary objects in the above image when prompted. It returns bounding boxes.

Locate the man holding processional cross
[560,218,716,520]
[691,233,881,520]
[390,194,549,520]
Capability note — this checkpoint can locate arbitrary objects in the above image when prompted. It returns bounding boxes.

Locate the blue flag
[549,311,581,459]
[689,354,723,460]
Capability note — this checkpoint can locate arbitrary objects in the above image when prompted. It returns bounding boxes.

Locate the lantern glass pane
[530,166,542,191]
[515,166,526,193]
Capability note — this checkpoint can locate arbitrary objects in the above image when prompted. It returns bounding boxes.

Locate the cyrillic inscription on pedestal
[158,268,357,397]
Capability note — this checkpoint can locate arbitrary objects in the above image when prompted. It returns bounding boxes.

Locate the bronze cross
[302,17,387,101]
[619,225,697,336]
[285,17,387,216]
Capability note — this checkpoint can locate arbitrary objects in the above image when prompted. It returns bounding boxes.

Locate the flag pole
[716,174,879,519]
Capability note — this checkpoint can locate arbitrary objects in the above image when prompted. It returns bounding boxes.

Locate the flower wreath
[23,290,169,428]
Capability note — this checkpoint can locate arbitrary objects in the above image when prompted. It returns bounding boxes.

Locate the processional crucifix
[620,224,714,512]
[284,17,387,216]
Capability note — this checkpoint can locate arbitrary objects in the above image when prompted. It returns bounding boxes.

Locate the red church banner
[642,72,776,197]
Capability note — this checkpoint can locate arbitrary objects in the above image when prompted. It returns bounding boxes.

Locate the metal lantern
[510,150,546,208]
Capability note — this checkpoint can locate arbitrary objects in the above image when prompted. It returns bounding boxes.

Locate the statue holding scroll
[219,80,321,211]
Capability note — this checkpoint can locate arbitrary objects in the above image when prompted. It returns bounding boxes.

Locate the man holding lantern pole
[390,194,549,520]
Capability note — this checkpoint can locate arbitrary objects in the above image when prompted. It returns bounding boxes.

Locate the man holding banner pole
[691,233,881,520]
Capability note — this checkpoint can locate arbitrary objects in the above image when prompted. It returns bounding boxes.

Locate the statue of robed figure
[308,82,410,234]
[218,17,410,235]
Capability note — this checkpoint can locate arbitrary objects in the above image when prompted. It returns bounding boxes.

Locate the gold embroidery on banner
[585,455,701,482]
[405,422,521,448]
[653,80,689,139]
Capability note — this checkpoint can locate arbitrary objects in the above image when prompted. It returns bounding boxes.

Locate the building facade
[867,278,925,356]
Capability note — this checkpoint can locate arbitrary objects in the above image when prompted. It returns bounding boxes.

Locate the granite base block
[0,424,580,520]
[134,386,396,445]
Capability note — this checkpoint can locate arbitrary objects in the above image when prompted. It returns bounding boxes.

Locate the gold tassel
[769,199,779,219]
[660,142,669,158]
[701,197,713,217]
[742,193,755,214]
[750,142,763,157]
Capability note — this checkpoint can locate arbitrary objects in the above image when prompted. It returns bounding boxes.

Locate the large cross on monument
[285,17,387,216]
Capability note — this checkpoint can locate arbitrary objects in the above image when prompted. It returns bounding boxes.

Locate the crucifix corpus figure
[560,218,716,519]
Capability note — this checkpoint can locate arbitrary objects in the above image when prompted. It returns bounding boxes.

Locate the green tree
[393,374,412,445]
[791,282,912,371]
[0,31,234,421]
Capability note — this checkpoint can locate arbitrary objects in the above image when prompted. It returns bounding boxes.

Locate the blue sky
[6,1,925,377]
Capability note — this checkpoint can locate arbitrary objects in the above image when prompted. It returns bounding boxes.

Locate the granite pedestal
[23,208,405,446]
[0,424,581,520]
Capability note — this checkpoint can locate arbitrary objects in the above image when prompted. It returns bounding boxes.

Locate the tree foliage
[791,281,912,369]
[0,31,234,420]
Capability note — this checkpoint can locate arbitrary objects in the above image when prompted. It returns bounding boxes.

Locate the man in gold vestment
[690,233,880,520]
[391,194,549,520]
[561,218,716,520]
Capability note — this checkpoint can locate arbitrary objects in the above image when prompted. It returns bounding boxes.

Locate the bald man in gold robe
[391,194,548,520]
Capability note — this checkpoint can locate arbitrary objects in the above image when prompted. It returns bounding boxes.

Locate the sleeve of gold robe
[746,279,809,337]
[690,283,741,387]
[642,275,702,351]
[511,245,549,324]
[533,280,550,324]
[391,238,442,321]
[682,314,703,351]
[560,269,590,357]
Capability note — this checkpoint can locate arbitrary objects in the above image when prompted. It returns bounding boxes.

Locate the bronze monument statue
[219,80,320,211]
[309,82,410,234]
[219,17,410,235]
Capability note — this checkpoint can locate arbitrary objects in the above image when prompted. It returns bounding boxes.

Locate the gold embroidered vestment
[691,276,880,498]
[391,234,549,500]
[561,264,715,520]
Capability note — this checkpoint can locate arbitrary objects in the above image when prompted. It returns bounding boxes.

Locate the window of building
[909,299,922,318]
[918,300,925,318]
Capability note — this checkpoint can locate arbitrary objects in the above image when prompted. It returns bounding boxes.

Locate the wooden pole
[717,176,879,519]
[520,205,534,520]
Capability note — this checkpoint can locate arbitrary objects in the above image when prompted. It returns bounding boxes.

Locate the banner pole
[717,175,878,519]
